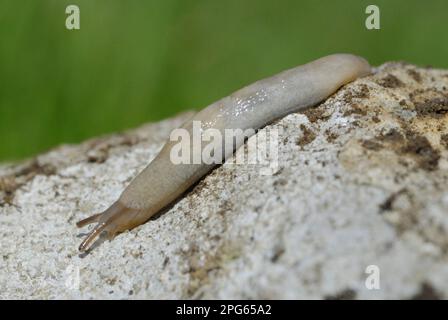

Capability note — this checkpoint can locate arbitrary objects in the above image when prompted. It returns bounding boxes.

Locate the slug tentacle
[78,222,107,252]
[76,213,102,228]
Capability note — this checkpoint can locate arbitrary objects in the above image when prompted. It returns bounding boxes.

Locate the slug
[77,53,371,251]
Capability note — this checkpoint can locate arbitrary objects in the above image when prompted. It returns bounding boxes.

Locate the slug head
[76,201,143,252]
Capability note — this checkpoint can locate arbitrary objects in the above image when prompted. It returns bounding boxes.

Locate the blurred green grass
[1,0,447,161]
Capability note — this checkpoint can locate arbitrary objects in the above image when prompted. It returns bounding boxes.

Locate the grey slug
[77,53,371,251]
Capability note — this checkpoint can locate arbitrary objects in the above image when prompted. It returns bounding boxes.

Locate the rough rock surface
[1,62,448,299]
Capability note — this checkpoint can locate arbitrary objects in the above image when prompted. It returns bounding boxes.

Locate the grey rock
[1,62,448,299]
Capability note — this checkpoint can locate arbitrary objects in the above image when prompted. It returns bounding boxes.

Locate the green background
[1,0,447,161]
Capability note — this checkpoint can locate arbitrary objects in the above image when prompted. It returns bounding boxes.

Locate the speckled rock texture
[1,62,448,299]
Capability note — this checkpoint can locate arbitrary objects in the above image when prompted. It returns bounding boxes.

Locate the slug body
[77,53,371,251]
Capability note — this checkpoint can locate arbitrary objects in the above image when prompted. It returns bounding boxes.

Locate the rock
[1,62,448,299]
